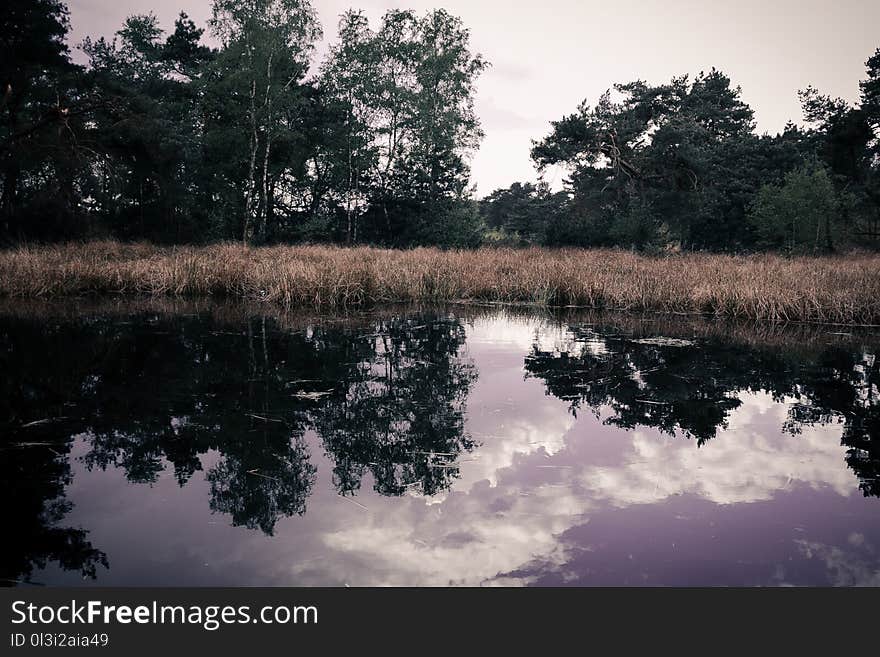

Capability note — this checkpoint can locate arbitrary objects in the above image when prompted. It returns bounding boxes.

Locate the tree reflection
[0,327,108,585]
[0,306,477,581]
[314,315,477,497]
[4,303,877,586]
[524,321,879,495]
[69,315,333,535]
[0,441,109,586]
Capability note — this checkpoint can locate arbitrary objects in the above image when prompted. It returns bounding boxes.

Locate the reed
[1,241,878,324]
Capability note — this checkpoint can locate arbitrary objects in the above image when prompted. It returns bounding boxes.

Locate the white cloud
[580,392,857,506]
[284,389,862,586]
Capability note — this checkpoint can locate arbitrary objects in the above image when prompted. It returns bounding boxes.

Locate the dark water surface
[2,300,878,586]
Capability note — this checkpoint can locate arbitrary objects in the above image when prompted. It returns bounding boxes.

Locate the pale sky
[67,0,880,196]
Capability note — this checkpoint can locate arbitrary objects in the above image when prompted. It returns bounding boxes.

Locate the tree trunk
[243,78,259,245]
[258,52,274,243]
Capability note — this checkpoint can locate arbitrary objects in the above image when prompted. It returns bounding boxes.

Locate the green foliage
[524,60,880,252]
[478,182,568,245]
[2,2,879,252]
[0,0,79,240]
[609,195,660,249]
[530,69,806,251]
[206,0,321,243]
[319,8,487,246]
[422,200,484,248]
[748,164,838,253]
[1,2,487,248]
[78,12,213,242]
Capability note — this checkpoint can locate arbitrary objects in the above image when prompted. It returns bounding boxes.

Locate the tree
[863,48,880,125]
[407,10,487,203]
[532,69,809,251]
[319,10,380,243]
[748,163,838,252]
[348,9,488,246]
[860,47,880,240]
[479,181,568,245]
[5,3,877,252]
[82,13,213,241]
[0,0,80,240]
[208,0,321,244]
[797,49,880,245]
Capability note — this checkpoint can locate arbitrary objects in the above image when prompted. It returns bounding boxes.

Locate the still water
[2,300,878,586]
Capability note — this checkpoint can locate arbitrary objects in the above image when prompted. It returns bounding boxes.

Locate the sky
[66,0,880,196]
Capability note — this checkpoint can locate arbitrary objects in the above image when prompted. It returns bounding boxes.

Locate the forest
[1,0,879,252]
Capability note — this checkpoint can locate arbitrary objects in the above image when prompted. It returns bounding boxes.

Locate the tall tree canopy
[0,1,487,246]
[504,56,880,252]
[529,70,807,251]
[320,8,487,246]
[1,0,77,238]
[1,2,878,252]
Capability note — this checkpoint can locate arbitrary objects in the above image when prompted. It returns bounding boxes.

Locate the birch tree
[209,0,320,243]
[320,11,379,244]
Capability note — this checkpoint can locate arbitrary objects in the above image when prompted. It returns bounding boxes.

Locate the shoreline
[1,296,878,351]
[1,241,879,325]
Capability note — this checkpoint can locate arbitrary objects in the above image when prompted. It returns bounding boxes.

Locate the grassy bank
[1,241,879,324]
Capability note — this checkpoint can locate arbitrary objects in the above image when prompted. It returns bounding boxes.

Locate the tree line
[489,61,880,252]
[2,0,879,252]
[1,0,486,245]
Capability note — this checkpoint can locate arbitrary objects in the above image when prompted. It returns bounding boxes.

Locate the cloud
[55,316,870,587]
[475,98,536,131]
[795,537,880,586]
[579,391,857,506]
[284,391,861,586]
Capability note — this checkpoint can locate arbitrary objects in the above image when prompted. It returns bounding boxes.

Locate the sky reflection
[3,304,878,587]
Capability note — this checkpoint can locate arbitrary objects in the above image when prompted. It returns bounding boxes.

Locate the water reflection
[0,301,877,586]
[317,318,477,498]
[1,303,476,583]
[0,436,108,585]
[523,319,879,496]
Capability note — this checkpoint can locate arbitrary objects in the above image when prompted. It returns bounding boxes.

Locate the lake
[2,300,878,586]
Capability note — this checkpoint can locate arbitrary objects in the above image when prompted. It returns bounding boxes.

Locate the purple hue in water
[4,306,878,586]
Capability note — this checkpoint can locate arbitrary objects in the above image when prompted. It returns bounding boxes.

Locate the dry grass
[1,241,879,324]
